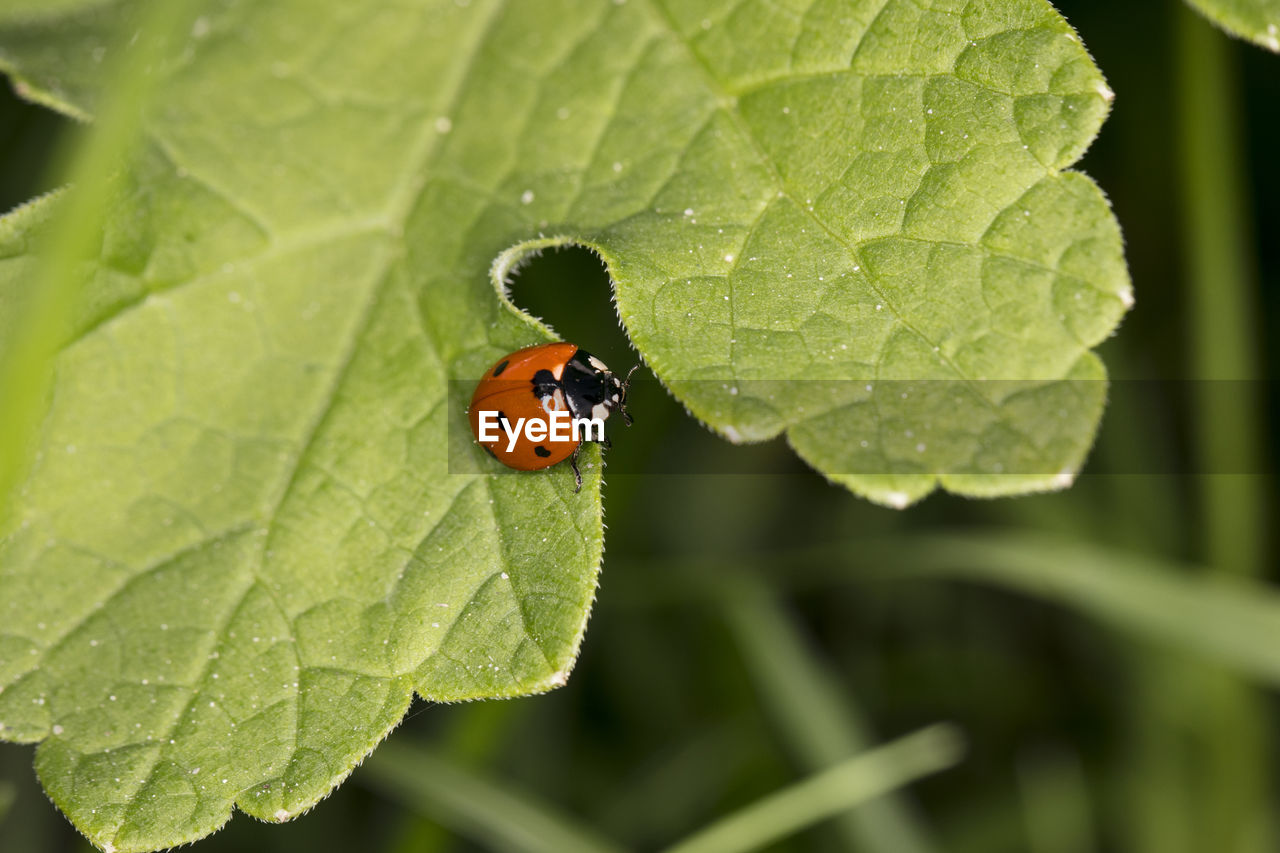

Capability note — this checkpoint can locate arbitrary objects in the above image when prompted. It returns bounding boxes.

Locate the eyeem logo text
[476,409,605,452]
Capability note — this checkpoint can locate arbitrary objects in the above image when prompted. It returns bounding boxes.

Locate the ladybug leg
[570,446,583,493]
[620,365,639,426]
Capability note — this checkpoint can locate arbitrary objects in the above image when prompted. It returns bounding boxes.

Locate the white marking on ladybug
[592,402,609,421]
[587,355,609,372]
[540,390,566,414]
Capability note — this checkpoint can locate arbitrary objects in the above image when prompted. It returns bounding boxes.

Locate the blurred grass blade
[359,739,624,853]
[662,724,963,853]
[384,702,524,853]
[596,724,759,843]
[1169,10,1270,851]
[0,0,191,518]
[1016,747,1096,853]
[721,574,940,853]
[629,532,1280,689]
[0,779,13,822]
[849,534,1280,687]
[1175,5,1265,580]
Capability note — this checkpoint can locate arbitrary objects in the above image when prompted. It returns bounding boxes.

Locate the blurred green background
[1,0,1277,850]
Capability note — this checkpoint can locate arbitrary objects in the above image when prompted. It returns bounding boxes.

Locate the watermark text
[477,409,604,452]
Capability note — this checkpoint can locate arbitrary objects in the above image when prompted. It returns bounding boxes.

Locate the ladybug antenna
[619,365,639,426]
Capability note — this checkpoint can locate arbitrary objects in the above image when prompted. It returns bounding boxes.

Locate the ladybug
[468,342,635,491]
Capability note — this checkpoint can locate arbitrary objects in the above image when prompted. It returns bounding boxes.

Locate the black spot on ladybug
[491,359,509,377]
[534,445,551,458]
[497,411,510,429]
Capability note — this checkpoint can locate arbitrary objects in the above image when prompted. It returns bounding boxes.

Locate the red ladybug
[468,343,634,490]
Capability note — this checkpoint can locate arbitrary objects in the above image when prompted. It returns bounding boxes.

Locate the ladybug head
[562,350,638,426]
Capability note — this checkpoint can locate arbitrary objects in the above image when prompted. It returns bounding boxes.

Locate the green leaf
[0,0,1131,512]
[0,191,58,352]
[1185,0,1280,52]
[0,0,1124,849]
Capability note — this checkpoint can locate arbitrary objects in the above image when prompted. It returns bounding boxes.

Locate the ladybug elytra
[468,342,635,491]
